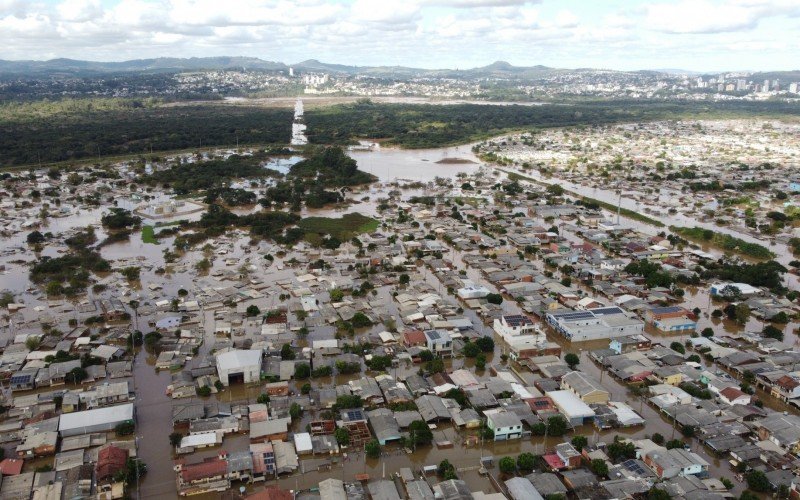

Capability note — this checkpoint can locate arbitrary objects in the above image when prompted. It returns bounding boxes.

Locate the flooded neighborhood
[1,111,799,500]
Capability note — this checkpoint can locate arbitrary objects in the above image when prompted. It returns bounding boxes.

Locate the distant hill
[0,56,794,80]
[0,56,288,75]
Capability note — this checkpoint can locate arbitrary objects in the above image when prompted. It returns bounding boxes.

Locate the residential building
[561,371,610,404]
[424,330,453,357]
[215,349,262,386]
[546,307,644,341]
[485,408,524,441]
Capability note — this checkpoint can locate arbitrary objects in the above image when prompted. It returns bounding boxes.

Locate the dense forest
[1,97,799,167]
[0,99,292,166]
[303,99,800,148]
[141,152,280,193]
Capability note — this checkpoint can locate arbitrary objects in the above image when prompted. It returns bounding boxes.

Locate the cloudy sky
[1,0,798,71]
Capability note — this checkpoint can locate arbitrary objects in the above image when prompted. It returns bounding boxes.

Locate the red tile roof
[246,487,293,500]
[180,457,228,483]
[720,387,748,401]
[96,446,128,480]
[0,458,24,476]
[403,330,426,346]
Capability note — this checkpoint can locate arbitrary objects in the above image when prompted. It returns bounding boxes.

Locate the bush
[463,341,481,358]
[334,427,350,445]
[246,305,261,317]
[670,341,685,354]
[115,421,135,436]
[571,435,588,451]
[475,336,494,352]
[294,363,311,379]
[408,420,433,447]
[516,452,536,472]
[475,353,486,371]
[311,365,333,377]
[169,432,183,447]
[365,439,381,459]
[745,470,770,492]
[651,433,665,445]
[590,458,608,477]
[351,312,372,328]
[197,386,211,397]
[486,293,503,305]
[498,456,516,474]
[564,353,579,368]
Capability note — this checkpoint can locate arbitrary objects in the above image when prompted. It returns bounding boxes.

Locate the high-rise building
[736,79,746,91]
[764,79,771,91]
[789,83,799,94]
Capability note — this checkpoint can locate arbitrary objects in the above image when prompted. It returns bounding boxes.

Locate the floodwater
[350,145,481,183]
[0,141,795,498]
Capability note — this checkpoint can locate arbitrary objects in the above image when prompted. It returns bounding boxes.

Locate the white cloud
[645,0,800,34]
[57,0,102,22]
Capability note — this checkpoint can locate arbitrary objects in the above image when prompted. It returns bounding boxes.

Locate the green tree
[351,312,372,328]
[516,452,536,472]
[246,305,261,317]
[651,433,665,445]
[666,439,685,450]
[301,383,312,394]
[334,427,350,445]
[365,439,381,459]
[294,363,311,379]
[701,327,714,338]
[498,456,516,474]
[590,458,608,477]
[475,353,486,371]
[735,303,751,324]
[169,432,183,447]
[745,470,770,492]
[670,341,685,354]
[564,352,579,368]
[115,421,135,436]
[280,343,296,360]
[399,273,410,285]
[546,415,568,437]
[486,293,503,305]
[408,420,434,447]
[463,341,481,358]
[648,488,671,500]
[257,393,270,404]
[289,402,302,419]
[607,437,636,461]
[571,435,588,451]
[475,336,495,352]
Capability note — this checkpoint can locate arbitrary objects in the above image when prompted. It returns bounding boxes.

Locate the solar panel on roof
[11,374,32,384]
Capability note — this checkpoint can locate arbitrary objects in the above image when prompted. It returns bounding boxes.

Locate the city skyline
[1,0,799,72]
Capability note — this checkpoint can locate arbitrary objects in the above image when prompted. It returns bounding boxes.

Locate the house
[424,330,453,357]
[561,371,610,404]
[96,445,128,483]
[367,408,402,445]
[554,442,582,469]
[546,307,644,341]
[546,390,595,426]
[756,414,800,450]
[250,442,276,481]
[609,335,651,354]
[155,315,182,330]
[718,387,751,406]
[10,369,37,391]
[493,314,538,338]
[643,448,709,479]
[770,375,800,401]
[215,349,262,386]
[710,283,761,298]
[403,330,427,348]
[505,477,544,500]
[58,403,135,437]
[15,430,57,458]
[505,336,561,361]
[484,408,524,441]
[175,455,230,496]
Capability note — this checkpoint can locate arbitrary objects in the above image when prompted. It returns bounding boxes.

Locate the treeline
[142,153,279,193]
[670,226,774,260]
[303,99,800,149]
[3,96,800,166]
[0,100,292,166]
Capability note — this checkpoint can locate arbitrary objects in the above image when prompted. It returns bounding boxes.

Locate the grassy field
[298,213,380,241]
[670,226,775,260]
[141,226,158,244]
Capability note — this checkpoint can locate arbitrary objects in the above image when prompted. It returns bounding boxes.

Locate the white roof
[545,390,595,418]
[378,331,396,343]
[59,403,134,432]
[216,349,261,371]
[293,432,313,453]
[180,433,219,448]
